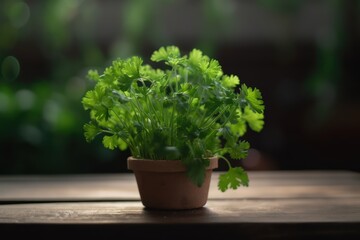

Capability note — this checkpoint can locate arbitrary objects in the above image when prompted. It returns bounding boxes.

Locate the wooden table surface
[0,171,359,239]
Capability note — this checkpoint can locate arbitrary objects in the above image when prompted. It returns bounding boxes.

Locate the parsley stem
[217,155,232,170]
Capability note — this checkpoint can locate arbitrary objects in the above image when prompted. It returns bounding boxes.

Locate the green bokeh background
[1,0,359,174]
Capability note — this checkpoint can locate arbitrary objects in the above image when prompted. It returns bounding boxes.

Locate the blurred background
[0,0,359,174]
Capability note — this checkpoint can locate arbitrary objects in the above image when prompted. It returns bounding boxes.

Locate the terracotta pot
[127,156,218,210]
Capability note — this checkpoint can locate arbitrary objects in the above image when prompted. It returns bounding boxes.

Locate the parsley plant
[82,46,265,191]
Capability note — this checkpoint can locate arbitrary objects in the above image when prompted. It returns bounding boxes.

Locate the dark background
[1,0,359,174]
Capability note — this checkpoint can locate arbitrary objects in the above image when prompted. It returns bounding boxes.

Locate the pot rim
[127,156,218,172]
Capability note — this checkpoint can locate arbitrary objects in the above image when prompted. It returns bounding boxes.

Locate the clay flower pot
[127,156,218,210]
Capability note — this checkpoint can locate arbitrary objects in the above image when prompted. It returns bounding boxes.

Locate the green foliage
[222,75,240,88]
[241,84,265,113]
[82,45,265,191]
[218,167,249,192]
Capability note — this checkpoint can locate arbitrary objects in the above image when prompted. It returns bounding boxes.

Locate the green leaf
[222,75,239,88]
[184,158,210,187]
[83,122,100,142]
[117,138,128,151]
[188,49,203,66]
[101,58,135,91]
[229,109,247,137]
[218,126,233,141]
[228,140,250,159]
[188,48,210,73]
[242,106,264,132]
[218,167,249,192]
[163,146,181,160]
[82,90,97,110]
[206,59,222,79]
[123,56,142,78]
[111,90,130,104]
[151,46,180,62]
[101,60,123,88]
[140,65,165,82]
[87,69,100,81]
[82,89,112,121]
[102,135,119,150]
[241,84,264,113]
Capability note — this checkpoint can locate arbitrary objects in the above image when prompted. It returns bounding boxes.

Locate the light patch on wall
[7,1,30,28]
[15,89,35,110]
[1,56,20,81]
[0,92,10,112]
[19,124,43,145]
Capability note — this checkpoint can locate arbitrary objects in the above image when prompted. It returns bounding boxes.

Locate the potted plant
[82,46,265,210]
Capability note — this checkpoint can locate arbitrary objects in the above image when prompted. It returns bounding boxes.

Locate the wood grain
[0,171,359,202]
[0,171,359,239]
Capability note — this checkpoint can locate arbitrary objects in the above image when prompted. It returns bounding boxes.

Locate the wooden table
[0,171,359,239]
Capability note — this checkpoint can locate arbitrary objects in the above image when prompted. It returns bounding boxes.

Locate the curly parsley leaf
[184,158,210,187]
[87,70,100,81]
[229,109,247,137]
[243,106,264,132]
[102,135,118,150]
[228,140,250,159]
[122,56,142,79]
[151,46,180,61]
[82,86,112,120]
[188,48,204,66]
[222,75,240,88]
[83,122,100,142]
[241,84,264,113]
[218,167,249,192]
[102,135,127,150]
[151,46,185,67]
[188,49,222,79]
[206,59,223,79]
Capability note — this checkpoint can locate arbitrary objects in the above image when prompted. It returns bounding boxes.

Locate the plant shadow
[141,206,217,223]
